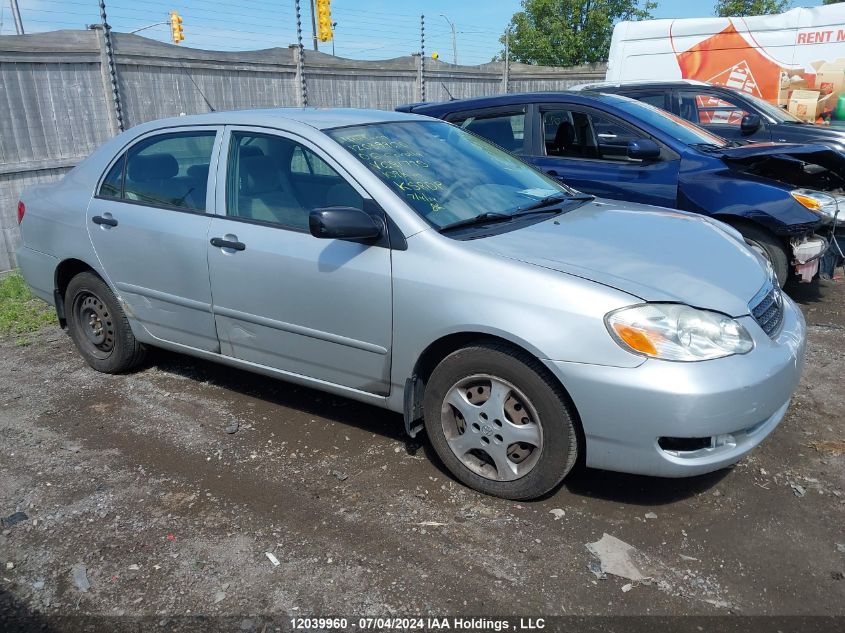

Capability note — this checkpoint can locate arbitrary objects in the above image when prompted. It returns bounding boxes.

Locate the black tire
[735,223,789,288]
[423,342,579,500]
[65,271,146,373]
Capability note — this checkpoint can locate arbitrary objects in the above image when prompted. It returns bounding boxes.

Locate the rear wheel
[735,223,789,287]
[423,343,579,500]
[65,272,146,373]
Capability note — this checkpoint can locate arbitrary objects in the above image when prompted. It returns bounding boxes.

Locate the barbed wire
[3,0,508,65]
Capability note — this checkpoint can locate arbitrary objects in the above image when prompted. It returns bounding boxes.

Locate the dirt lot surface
[1,280,844,632]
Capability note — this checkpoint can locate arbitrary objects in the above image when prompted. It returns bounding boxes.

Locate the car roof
[130,107,422,133]
[571,79,711,90]
[404,91,633,117]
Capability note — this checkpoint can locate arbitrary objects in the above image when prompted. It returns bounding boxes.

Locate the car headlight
[791,189,841,220]
[605,304,754,361]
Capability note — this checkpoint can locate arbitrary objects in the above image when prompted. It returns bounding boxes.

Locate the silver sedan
[16,108,806,499]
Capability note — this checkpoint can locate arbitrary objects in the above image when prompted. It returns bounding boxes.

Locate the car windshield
[732,90,803,123]
[601,94,729,147]
[327,120,575,229]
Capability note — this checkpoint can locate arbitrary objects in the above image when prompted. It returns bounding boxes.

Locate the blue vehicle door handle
[210,236,246,251]
[92,215,118,227]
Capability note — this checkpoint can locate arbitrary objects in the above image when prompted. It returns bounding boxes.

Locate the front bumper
[544,295,806,477]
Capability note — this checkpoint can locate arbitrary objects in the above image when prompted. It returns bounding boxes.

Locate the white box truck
[606,5,845,122]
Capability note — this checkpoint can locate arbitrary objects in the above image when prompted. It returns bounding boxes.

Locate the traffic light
[316,0,333,43]
[170,11,184,44]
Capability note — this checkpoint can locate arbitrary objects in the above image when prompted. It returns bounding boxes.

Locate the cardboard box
[812,58,845,96]
[788,89,835,121]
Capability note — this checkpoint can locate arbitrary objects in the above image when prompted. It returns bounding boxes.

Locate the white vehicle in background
[606,5,845,123]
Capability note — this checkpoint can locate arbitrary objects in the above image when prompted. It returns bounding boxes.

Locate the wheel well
[715,216,787,247]
[54,259,98,327]
[56,259,97,299]
[409,333,586,462]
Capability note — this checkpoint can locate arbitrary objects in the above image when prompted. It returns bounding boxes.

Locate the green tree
[497,0,657,67]
[822,0,842,5]
[714,0,789,16]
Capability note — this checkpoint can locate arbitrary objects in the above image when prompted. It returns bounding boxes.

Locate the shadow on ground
[149,348,727,507]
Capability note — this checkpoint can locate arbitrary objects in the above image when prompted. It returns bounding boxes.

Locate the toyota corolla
[16,109,806,499]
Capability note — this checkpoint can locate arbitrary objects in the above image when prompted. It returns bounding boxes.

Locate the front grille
[750,283,784,338]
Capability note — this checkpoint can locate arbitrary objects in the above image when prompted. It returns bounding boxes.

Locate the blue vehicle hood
[714,143,845,171]
[471,199,768,317]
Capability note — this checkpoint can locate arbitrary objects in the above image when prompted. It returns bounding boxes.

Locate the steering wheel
[440,177,475,203]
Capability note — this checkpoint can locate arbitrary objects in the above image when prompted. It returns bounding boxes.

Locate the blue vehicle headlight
[606,304,755,361]
[791,189,842,221]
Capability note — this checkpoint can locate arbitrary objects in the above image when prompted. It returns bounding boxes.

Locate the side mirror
[626,139,661,160]
[309,207,383,240]
[740,113,762,135]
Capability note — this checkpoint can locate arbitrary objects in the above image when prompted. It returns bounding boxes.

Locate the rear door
[206,127,393,394]
[444,106,531,155]
[526,104,680,207]
[87,127,222,351]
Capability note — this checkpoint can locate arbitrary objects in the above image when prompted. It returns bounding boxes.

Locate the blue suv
[399,92,843,286]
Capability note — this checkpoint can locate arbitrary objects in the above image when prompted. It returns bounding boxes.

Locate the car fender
[384,230,646,414]
[677,156,822,236]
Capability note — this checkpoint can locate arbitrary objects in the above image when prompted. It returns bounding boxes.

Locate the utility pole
[9,0,24,35]
[308,0,318,51]
[331,21,336,56]
[440,14,457,65]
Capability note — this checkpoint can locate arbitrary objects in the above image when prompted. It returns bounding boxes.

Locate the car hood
[715,142,845,171]
[470,200,767,317]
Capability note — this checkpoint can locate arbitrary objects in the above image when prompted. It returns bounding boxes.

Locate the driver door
[526,105,680,208]
[207,127,393,395]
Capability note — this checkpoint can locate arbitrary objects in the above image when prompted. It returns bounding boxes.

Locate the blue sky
[6,0,825,65]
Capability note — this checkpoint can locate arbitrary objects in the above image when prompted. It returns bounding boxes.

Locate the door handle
[92,215,118,227]
[210,237,246,251]
[547,170,560,177]
[597,133,618,139]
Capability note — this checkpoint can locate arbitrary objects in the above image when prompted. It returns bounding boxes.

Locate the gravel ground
[0,280,843,632]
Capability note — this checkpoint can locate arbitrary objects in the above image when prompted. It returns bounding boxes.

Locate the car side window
[226,132,363,231]
[290,145,336,176]
[449,111,526,154]
[105,131,216,211]
[542,109,643,162]
[630,92,667,110]
[679,91,748,127]
[98,154,125,199]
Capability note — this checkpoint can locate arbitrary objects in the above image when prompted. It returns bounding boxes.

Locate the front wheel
[65,272,146,373]
[735,224,789,288]
[423,343,579,500]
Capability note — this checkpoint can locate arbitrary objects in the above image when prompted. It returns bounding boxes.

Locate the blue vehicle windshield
[328,120,576,229]
[601,94,728,147]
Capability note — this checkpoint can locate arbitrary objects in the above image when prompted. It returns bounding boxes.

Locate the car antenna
[179,63,216,112]
[441,82,456,101]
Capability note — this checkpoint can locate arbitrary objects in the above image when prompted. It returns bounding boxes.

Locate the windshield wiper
[438,212,514,233]
[439,194,595,233]
[511,193,570,214]
[512,193,594,216]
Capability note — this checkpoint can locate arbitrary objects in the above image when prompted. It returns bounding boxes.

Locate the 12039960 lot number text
[290,618,349,629]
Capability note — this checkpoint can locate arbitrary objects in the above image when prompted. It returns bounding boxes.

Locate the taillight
[17,201,25,224]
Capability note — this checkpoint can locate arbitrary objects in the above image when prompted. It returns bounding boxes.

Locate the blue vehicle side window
[98,154,125,199]
[542,110,641,162]
[450,111,526,154]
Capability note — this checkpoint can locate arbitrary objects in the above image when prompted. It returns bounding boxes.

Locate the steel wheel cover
[440,374,543,482]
